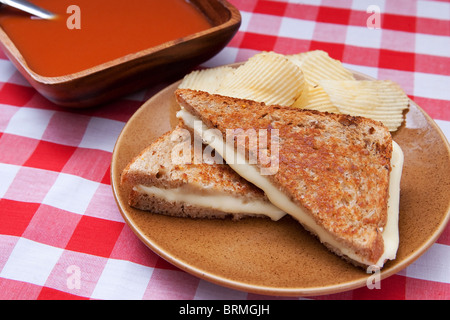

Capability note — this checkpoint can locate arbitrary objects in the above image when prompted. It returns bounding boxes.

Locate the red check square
[101,166,111,185]
[23,140,77,172]
[316,6,351,25]
[155,256,180,271]
[65,216,124,258]
[0,83,36,106]
[0,199,39,236]
[309,41,345,61]
[37,287,89,300]
[254,1,287,16]
[379,49,415,72]
[383,13,416,33]
[352,274,406,300]
[241,32,278,52]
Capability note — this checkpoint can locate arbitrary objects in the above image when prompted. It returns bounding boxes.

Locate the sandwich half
[175,88,404,268]
[121,124,285,221]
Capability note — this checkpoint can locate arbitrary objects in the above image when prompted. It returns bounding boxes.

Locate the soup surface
[0,0,212,76]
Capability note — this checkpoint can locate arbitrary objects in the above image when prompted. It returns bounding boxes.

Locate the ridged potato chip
[178,50,409,131]
[178,66,234,94]
[216,52,306,106]
[291,82,310,109]
[292,84,339,113]
[319,80,410,131]
[287,50,355,86]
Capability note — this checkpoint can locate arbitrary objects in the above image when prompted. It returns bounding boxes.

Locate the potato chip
[178,50,409,131]
[216,51,306,106]
[292,84,340,113]
[178,66,234,93]
[291,82,309,108]
[287,50,355,86]
[319,80,410,131]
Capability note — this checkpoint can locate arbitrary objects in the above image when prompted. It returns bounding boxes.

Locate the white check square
[351,0,386,12]
[4,108,55,140]
[343,63,378,79]
[91,259,153,300]
[0,60,16,82]
[0,163,20,198]
[345,25,382,49]
[239,11,252,32]
[0,238,63,286]
[42,173,99,215]
[202,47,239,68]
[415,33,450,58]
[405,243,450,284]
[283,0,321,5]
[414,72,450,101]
[279,17,315,40]
[417,1,450,20]
[194,279,247,300]
[435,120,450,143]
[79,117,125,153]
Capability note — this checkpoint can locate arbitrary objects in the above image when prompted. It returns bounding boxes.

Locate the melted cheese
[134,185,286,221]
[177,108,404,268]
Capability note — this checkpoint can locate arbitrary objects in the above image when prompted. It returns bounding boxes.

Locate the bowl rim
[0,0,241,84]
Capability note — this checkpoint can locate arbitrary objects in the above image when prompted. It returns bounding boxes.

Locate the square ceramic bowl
[0,0,241,108]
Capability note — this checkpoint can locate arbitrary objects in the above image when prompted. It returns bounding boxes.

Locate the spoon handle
[0,0,56,19]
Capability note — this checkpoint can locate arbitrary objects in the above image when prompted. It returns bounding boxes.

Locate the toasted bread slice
[175,89,404,268]
[121,125,285,221]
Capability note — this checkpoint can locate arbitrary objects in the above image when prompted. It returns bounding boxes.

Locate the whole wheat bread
[175,88,393,266]
[121,125,280,220]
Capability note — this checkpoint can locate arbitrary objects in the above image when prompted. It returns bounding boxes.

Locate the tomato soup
[0,0,212,76]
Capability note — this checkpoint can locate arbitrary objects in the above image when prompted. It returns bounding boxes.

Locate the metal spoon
[0,0,56,20]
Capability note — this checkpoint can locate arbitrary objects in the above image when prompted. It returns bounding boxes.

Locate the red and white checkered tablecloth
[0,0,449,300]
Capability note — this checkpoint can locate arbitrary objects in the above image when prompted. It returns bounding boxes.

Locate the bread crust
[176,88,393,265]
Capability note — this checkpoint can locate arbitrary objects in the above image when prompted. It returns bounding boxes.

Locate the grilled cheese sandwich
[176,88,404,268]
[121,125,285,221]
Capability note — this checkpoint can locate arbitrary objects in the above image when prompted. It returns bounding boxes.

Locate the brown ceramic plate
[0,0,240,108]
[111,70,450,297]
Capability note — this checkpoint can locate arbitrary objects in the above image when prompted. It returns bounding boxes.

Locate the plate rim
[111,69,450,297]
